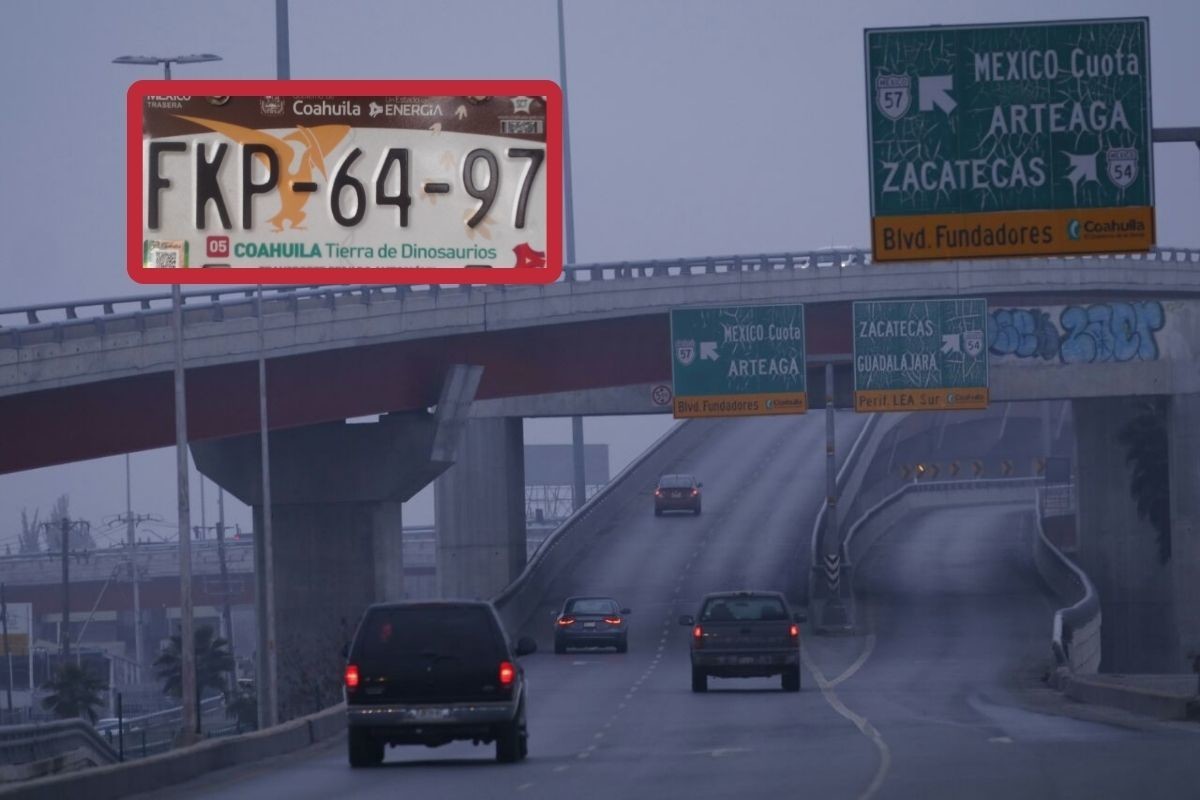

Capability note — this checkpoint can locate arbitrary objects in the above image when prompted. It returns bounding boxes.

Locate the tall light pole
[113,51,221,744]
[557,0,588,512]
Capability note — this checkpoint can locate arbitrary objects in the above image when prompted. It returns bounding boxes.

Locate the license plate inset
[128,79,562,285]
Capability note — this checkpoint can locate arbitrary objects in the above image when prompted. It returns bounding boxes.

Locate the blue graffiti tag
[989,301,1165,364]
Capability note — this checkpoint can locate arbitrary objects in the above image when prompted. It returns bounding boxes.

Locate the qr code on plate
[143,239,188,268]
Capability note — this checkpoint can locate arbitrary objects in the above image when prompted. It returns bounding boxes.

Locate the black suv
[343,601,537,767]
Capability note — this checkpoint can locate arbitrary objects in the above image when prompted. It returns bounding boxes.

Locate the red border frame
[127,79,563,285]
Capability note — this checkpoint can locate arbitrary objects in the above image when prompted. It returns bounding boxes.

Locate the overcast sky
[1,0,1197,546]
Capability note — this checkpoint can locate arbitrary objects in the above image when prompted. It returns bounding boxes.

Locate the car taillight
[604,617,623,625]
[789,623,799,639]
[557,616,575,626]
[344,664,360,690]
[692,625,703,648]
[654,489,662,497]
[499,661,516,687]
[691,488,699,496]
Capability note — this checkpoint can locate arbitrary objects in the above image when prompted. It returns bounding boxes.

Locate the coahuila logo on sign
[1068,219,1082,240]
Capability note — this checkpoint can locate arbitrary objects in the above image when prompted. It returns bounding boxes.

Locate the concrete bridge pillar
[1168,393,1200,669]
[435,417,527,600]
[1072,396,1179,672]
[193,411,457,721]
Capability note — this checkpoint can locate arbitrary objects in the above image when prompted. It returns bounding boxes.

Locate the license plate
[132,80,561,284]
[738,656,755,665]
[583,622,596,628]
[412,707,450,720]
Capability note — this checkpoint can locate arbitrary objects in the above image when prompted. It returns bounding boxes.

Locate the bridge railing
[3,246,1198,339]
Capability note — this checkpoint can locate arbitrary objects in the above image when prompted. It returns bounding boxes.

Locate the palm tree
[41,662,107,724]
[1118,397,1171,563]
[154,624,235,733]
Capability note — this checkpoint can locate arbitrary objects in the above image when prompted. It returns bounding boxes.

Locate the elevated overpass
[5,245,1199,718]
[3,246,1199,473]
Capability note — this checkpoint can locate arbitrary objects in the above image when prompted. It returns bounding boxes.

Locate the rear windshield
[658,475,695,488]
[566,598,618,615]
[355,606,505,670]
[700,596,788,622]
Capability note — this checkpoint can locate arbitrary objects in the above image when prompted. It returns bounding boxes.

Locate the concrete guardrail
[1032,488,1101,677]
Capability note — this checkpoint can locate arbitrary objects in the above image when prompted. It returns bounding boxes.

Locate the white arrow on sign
[700,342,719,361]
[918,75,956,115]
[455,105,468,120]
[940,333,961,355]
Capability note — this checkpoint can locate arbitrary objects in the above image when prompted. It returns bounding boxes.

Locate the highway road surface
[138,415,1200,800]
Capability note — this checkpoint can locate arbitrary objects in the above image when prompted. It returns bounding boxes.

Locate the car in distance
[554,596,632,654]
[679,591,805,693]
[655,473,702,516]
[343,600,537,767]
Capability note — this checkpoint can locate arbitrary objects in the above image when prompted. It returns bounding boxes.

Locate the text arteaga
[881,46,1141,195]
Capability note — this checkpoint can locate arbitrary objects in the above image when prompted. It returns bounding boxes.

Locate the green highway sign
[853,298,989,412]
[865,18,1154,261]
[670,305,807,418]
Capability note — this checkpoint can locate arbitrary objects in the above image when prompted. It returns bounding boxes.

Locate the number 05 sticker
[127,79,562,285]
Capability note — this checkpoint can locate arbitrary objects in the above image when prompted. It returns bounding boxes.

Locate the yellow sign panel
[2,634,29,656]
[855,387,988,413]
[872,206,1154,262]
[674,392,808,419]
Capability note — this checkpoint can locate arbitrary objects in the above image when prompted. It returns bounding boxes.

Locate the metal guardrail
[95,694,227,761]
[1034,488,1101,673]
[2,245,1199,336]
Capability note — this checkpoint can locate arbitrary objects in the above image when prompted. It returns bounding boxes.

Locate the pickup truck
[679,591,805,693]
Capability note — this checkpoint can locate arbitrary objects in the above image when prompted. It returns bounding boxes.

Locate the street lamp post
[113,51,221,744]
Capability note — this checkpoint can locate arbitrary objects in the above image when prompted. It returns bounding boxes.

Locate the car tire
[554,639,567,655]
[616,635,628,654]
[654,507,663,517]
[348,728,384,768]
[694,504,702,515]
[691,667,708,693]
[782,666,801,692]
[496,704,527,763]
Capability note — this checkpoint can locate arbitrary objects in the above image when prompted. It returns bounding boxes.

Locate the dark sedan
[554,596,631,654]
[655,473,702,516]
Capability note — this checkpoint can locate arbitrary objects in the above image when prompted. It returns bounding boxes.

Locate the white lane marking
[802,645,891,800]
[554,765,570,773]
[594,732,605,739]
[577,751,591,760]
[988,736,1013,744]
[828,632,877,689]
[517,782,535,791]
